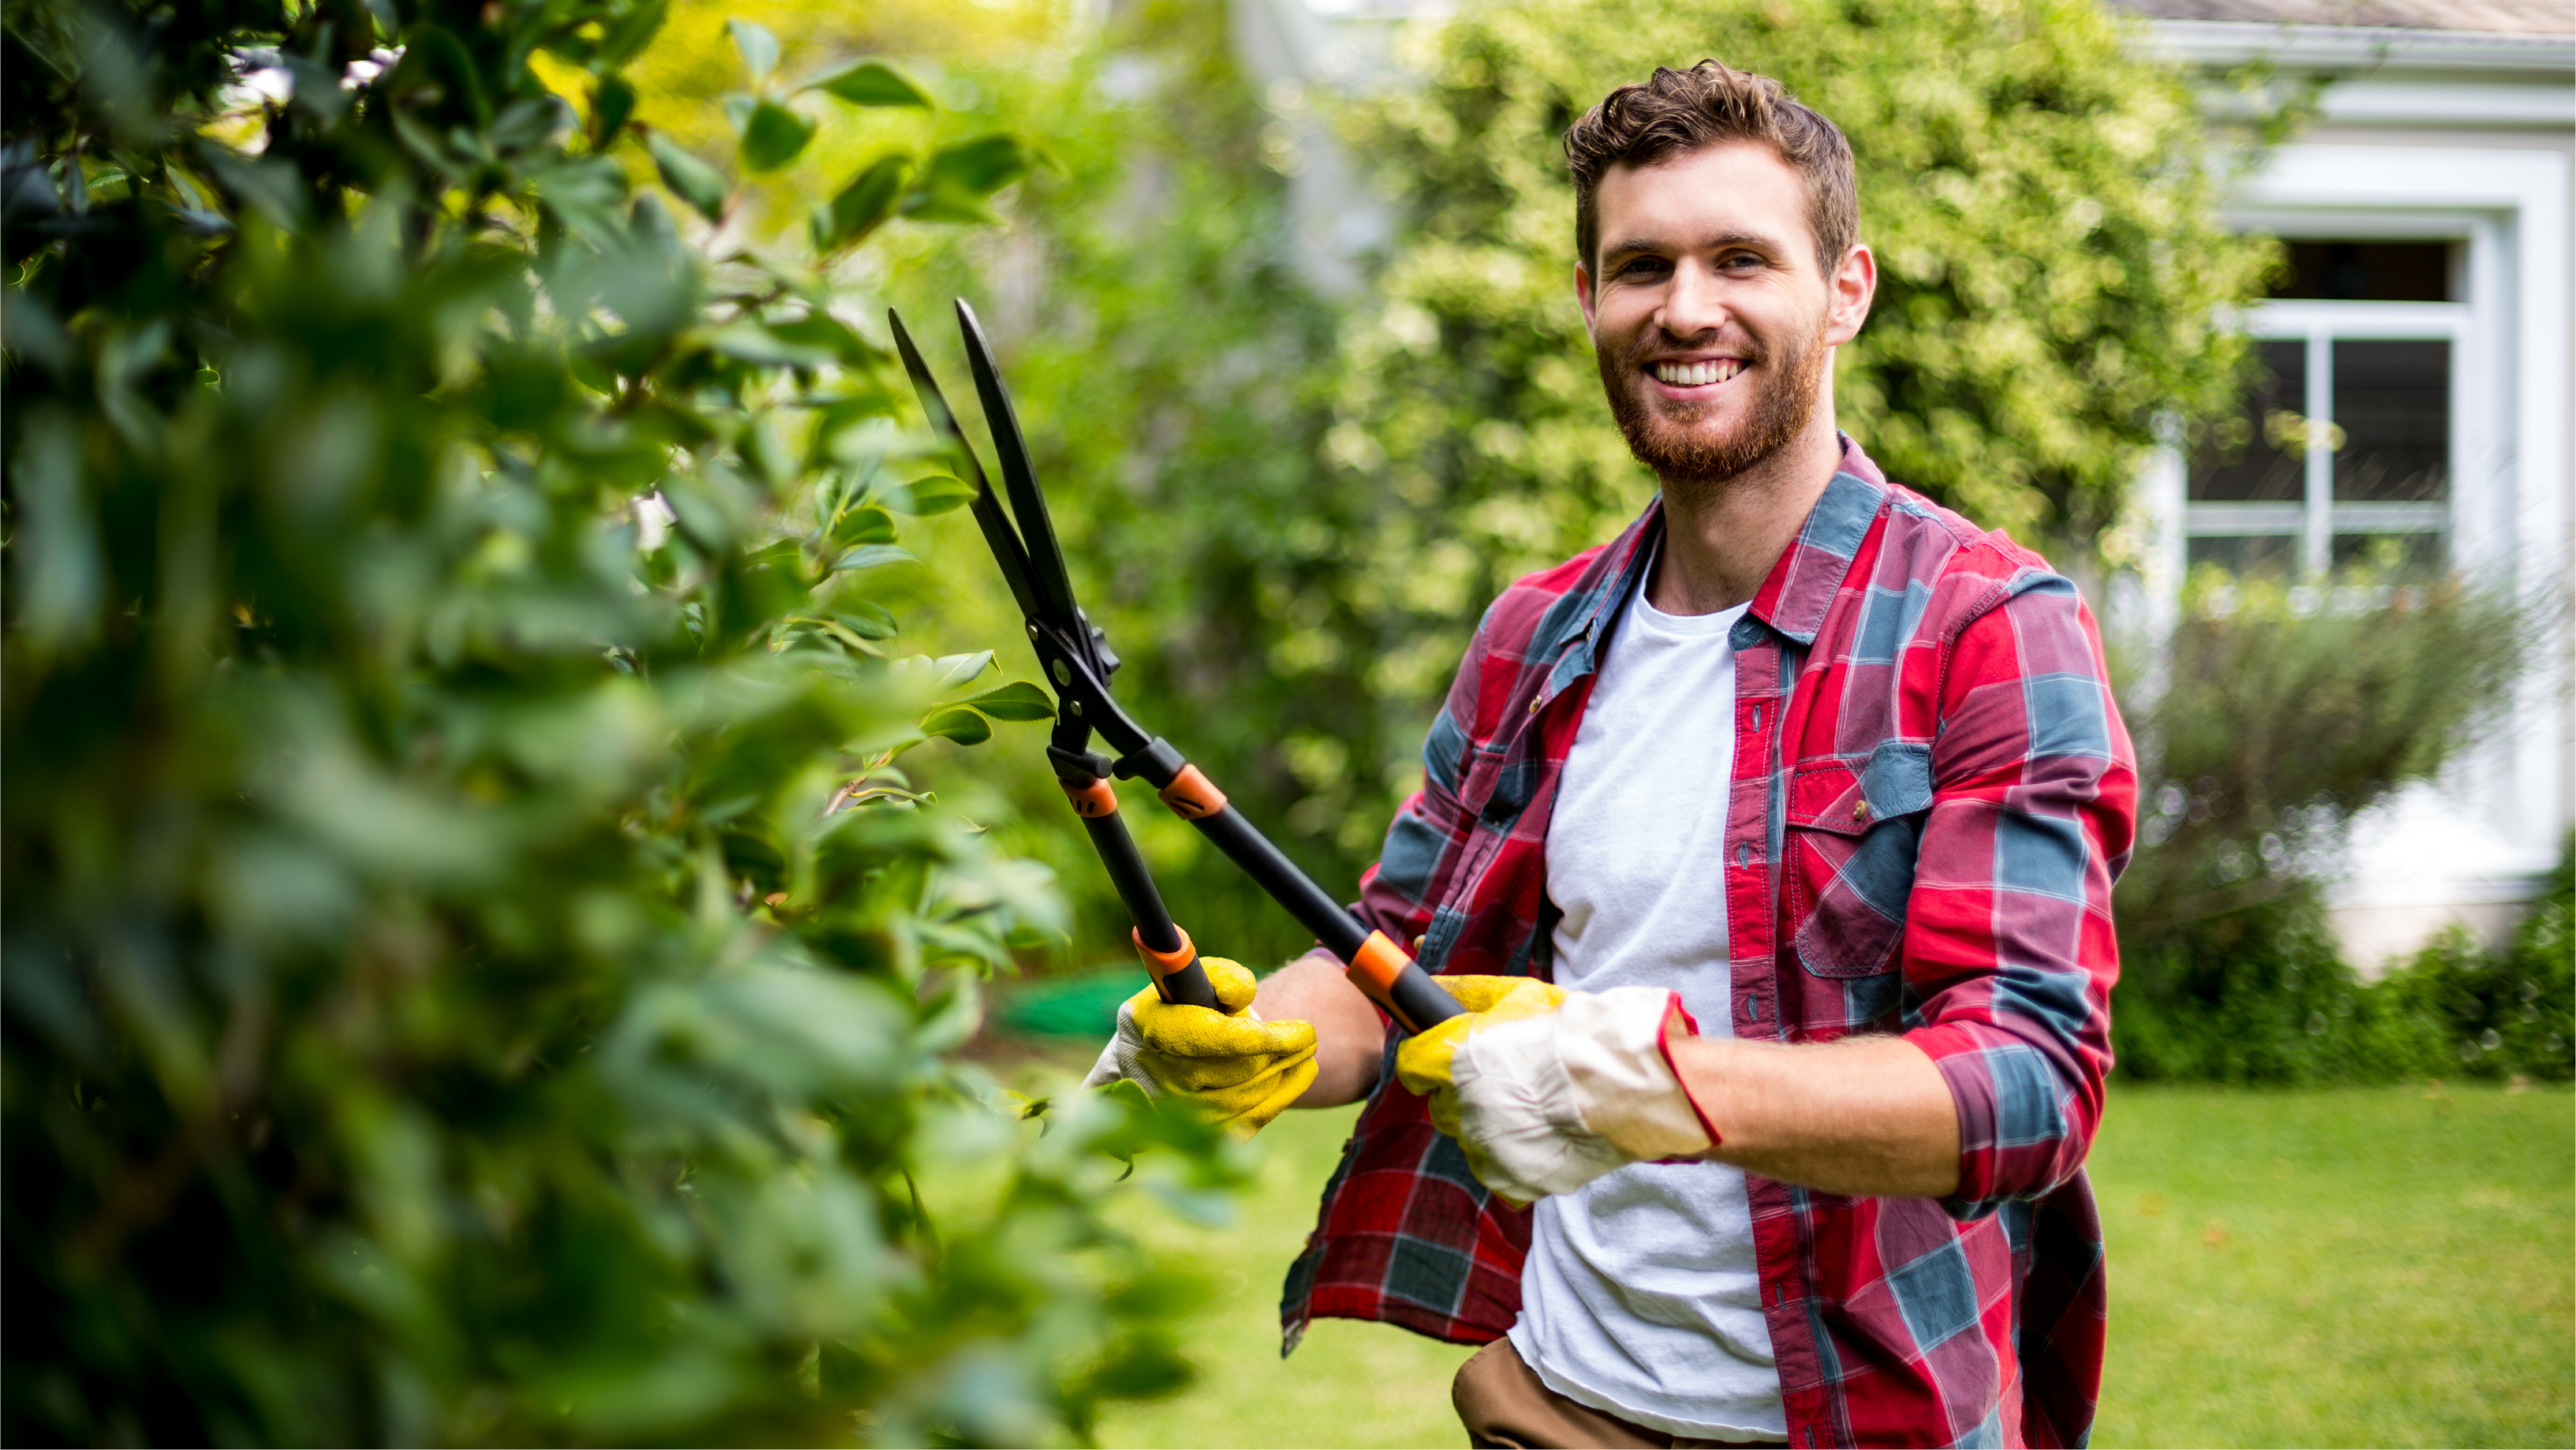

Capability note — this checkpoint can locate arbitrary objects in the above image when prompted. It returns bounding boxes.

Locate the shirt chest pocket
[1782,744,1933,978]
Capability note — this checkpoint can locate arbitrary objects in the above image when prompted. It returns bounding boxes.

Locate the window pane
[2273,242,2452,302]
[2190,340,2306,502]
[2333,532,2444,574]
[2187,534,2297,575]
[2333,340,2449,502]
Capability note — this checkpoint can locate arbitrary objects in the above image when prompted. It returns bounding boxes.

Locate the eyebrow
[1598,230,1786,270]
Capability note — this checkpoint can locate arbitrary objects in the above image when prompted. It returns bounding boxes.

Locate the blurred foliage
[985,0,1361,966]
[2110,566,2557,1082]
[2118,567,2533,934]
[0,0,1250,1442]
[2112,842,2572,1085]
[560,0,1339,969]
[1342,0,2279,570]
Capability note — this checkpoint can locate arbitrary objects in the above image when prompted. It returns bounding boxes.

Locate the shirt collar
[1548,434,1890,687]
[1747,435,1890,646]
[1525,438,1895,706]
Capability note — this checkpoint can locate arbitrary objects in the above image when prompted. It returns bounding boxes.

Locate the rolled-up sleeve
[1900,575,2136,1218]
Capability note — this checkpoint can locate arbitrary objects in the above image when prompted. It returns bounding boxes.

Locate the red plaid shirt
[1281,440,2135,1449]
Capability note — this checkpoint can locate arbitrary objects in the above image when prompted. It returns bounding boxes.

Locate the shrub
[0,0,1240,1442]
[2118,569,2531,938]
[2108,568,2546,1083]
[2368,848,2574,1082]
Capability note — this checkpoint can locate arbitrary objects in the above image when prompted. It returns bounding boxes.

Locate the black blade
[955,299,1082,631]
[888,307,1046,625]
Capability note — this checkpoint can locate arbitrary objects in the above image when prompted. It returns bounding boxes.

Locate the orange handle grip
[1060,776,1119,817]
[1156,764,1228,820]
[1131,924,1197,979]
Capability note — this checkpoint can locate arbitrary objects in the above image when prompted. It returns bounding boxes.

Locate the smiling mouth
[1650,358,1746,387]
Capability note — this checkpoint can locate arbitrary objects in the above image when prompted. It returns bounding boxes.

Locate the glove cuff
[1558,988,1715,1160]
[1653,997,1724,1152]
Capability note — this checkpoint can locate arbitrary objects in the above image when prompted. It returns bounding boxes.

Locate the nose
[1655,256,1728,341]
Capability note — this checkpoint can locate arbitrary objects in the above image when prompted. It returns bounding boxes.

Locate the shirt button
[1735,842,1754,868]
[1749,704,1762,731]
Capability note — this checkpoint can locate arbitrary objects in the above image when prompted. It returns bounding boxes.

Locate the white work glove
[1396,983,1714,1204]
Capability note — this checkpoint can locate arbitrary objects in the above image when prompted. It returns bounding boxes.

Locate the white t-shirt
[1504,562,1787,1443]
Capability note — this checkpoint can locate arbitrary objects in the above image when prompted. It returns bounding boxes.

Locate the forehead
[1594,139,1815,264]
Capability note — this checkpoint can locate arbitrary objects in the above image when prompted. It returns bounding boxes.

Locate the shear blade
[886,307,1047,626]
[956,299,1083,631]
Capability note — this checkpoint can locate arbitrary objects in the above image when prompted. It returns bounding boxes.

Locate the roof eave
[2141,17,2576,74]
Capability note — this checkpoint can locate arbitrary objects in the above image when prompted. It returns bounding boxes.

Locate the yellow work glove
[1082,958,1318,1136]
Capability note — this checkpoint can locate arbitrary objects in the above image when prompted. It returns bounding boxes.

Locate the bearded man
[1087,59,2135,1450]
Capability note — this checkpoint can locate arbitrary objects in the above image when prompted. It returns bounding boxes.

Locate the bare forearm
[1667,1034,1961,1198]
[1253,951,1387,1107]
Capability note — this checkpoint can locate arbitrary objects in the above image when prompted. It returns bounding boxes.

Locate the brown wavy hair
[1564,60,1858,278]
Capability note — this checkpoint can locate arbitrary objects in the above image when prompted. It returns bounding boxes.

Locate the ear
[1574,261,1599,336]
[1824,242,1876,347]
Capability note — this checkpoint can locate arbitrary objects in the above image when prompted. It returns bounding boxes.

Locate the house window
[2185,241,2463,577]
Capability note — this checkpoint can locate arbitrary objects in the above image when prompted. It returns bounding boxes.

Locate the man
[1089,60,2133,1450]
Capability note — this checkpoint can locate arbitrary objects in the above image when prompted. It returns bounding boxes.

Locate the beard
[1596,309,1829,488]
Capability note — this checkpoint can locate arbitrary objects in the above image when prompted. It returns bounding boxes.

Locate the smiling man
[1084,60,2137,1449]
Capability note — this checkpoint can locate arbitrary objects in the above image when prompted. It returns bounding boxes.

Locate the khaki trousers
[1451,1339,1790,1450]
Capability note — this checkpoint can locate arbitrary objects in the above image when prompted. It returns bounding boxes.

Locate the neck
[1646,393,1843,617]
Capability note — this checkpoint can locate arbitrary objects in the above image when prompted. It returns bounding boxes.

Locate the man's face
[1576,140,1873,486]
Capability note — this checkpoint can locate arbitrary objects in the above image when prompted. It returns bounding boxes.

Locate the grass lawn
[1086,1082,2573,1449]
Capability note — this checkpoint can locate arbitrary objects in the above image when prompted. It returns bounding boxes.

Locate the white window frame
[2140,141,2570,871]
[2192,293,2473,579]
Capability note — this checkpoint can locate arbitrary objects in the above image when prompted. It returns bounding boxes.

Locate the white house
[2119,0,2574,969]
[1231,0,2576,969]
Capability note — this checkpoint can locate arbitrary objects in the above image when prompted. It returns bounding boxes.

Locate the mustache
[1620,329,1767,373]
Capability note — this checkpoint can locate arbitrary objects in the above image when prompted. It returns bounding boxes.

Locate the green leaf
[590,75,637,149]
[596,0,668,67]
[766,312,875,368]
[808,59,933,108]
[742,537,802,572]
[813,154,909,252]
[837,603,898,640]
[829,505,895,548]
[902,134,1033,224]
[895,650,995,691]
[886,474,974,516]
[920,707,991,745]
[737,101,815,174]
[700,322,836,368]
[727,18,780,86]
[1081,1338,1194,1400]
[924,134,1033,195]
[740,420,794,487]
[831,544,916,573]
[532,157,629,246]
[644,131,728,221]
[782,615,885,658]
[961,681,1054,721]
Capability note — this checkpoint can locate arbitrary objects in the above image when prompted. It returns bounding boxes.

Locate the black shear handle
[1054,767,1221,1011]
[1186,803,1463,1035]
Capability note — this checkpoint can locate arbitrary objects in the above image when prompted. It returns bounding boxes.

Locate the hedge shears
[889,300,1462,1036]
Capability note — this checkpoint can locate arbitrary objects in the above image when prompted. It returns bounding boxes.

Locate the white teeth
[1651,359,1744,387]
